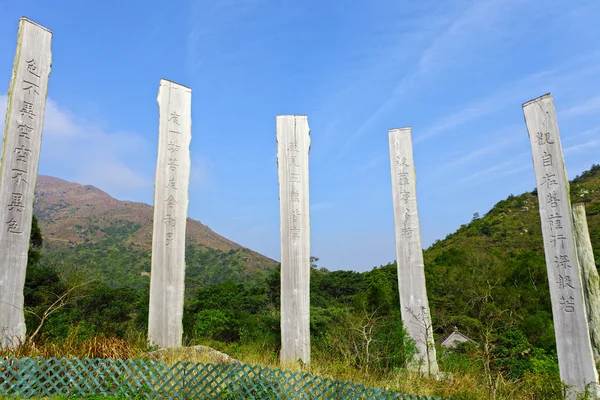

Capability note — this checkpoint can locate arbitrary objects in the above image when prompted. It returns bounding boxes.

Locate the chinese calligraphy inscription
[388,127,438,376]
[0,18,52,349]
[523,93,599,397]
[148,79,192,349]
[276,115,311,366]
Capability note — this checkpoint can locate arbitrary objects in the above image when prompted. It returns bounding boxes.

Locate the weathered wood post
[572,203,600,361]
[388,127,438,376]
[276,115,310,366]
[523,93,599,397]
[148,79,192,348]
[0,18,52,349]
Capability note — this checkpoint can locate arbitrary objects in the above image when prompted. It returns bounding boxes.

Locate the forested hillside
[18,165,600,399]
[33,175,277,291]
[425,164,600,349]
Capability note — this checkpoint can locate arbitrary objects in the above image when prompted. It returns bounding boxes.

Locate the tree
[310,256,320,269]
[27,215,43,266]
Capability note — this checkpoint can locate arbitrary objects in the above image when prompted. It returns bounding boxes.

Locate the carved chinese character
[548,211,562,220]
[559,295,575,313]
[551,234,567,249]
[19,101,35,120]
[288,141,299,153]
[400,189,410,204]
[166,177,177,190]
[557,275,575,290]
[549,217,563,231]
[26,59,40,78]
[169,130,181,135]
[291,209,302,237]
[536,132,554,146]
[164,214,176,227]
[165,195,177,208]
[402,227,414,237]
[291,208,302,225]
[290,173,300,183]
[166,232,174,246]
[167,157,178,172]
[11,169,28,185]
[14,144,32,163]
[398,172,409,185]
[403,208,410,224]
[169,112,181,125]
[8,193,24,212]
[17,124,33,140]
[541,173,557,189]
[547,191,560,208]
[290,155,300,167]
[6,218,22,234]
[168,142,180,154]
[554,254,571,269]
[22,80,39,96]
[542,151,552,167]
[290,187,300,203]
[397,156,409,167]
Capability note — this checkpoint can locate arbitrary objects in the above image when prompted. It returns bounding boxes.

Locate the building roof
[436,327,474,347]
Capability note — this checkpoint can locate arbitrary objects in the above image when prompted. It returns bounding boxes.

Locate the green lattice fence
[0,357,445,399]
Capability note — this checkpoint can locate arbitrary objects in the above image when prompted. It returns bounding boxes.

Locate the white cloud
[43,98,81,137]
[1,94,153,200]
[562,96,600,118]
[334,0,531,160]
[564,138,600,154]
[441,126,523,169]
[564,127,600,142]
[452,156,530,187]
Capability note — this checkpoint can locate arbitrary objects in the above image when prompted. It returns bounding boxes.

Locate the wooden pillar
[388,127,438,376]
[522,93,599,397]
[276,115,310,366]
[0,18,52,349]
[572,203,600,361]
[148,79,192,348]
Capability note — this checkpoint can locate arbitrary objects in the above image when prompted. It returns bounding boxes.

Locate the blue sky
[1,0,599,272]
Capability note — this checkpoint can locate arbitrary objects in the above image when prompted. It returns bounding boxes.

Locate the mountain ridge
[33,175,277,290]
[34,175,260,254]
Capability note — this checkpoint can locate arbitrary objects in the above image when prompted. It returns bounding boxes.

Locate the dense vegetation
[13,164,600,399]
[41,228,272,293]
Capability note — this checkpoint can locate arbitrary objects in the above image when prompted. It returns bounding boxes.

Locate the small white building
[437,327,474,349]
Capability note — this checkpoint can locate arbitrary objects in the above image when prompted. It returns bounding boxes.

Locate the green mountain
[33,176,278,294]
[423,164,600,351]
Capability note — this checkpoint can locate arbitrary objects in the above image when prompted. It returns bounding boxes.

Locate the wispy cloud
[311,202,335,212]
[359,154,387,173]
[450,155,530,188]
[564,138,600,154]
[564,126,600,142]
[562,96,600,118]
[440,126,523,169]
[185,0,265,75]
[334,0,532,160]
[1,95,153,200]
[416,52,600,144]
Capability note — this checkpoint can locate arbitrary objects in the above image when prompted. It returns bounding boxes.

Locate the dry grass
[0,333,142,360]
[1,337,570,399]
